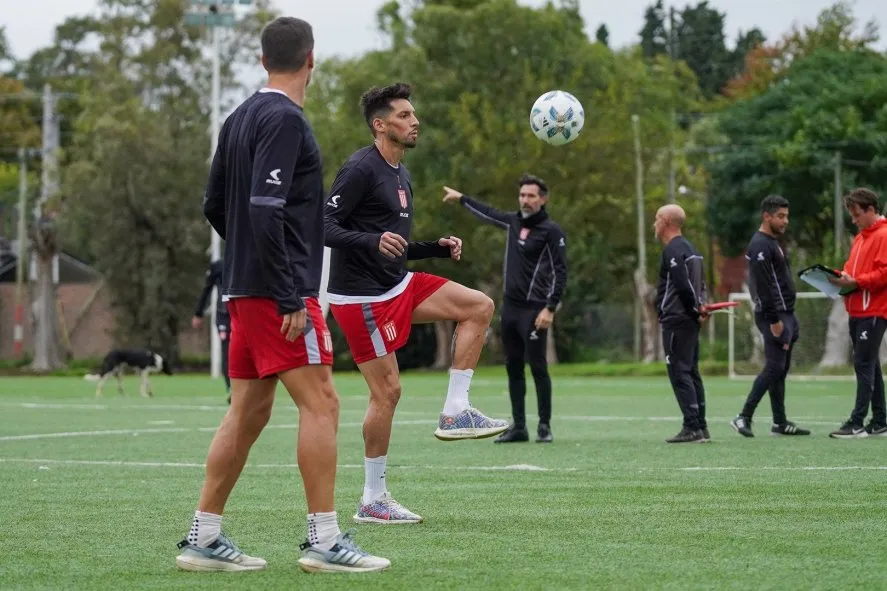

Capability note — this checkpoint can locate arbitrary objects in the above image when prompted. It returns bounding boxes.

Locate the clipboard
[797,264,856,299]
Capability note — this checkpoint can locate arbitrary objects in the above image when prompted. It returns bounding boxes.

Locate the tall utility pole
[834,151,843,257]
[666,5,678,204]
[632,114,645,362]
[14,149,28,357]
[185,0,251,379]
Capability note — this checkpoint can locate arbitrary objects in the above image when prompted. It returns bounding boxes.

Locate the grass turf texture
[0,370,880,589]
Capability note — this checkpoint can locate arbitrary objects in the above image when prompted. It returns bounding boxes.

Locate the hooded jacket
[843,217,887,318]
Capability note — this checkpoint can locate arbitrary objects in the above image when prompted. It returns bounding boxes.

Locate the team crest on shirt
[519,227,531,241]
[381,321,398,342]
[321,330,333,353]
[398,189,408,209]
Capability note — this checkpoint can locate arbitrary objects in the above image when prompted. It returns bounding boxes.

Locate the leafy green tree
[709,49,887,258]
[54,0,270,359]
[595,24,610,47]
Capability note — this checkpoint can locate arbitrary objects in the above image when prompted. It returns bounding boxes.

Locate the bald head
[654,204,687,243]
[657,204,686,228]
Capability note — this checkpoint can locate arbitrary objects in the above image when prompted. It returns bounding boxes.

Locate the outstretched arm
[442,186,512,228]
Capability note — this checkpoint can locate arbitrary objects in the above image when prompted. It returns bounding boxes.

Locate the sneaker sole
[729,421,754,438]
[353,514,423,525]
[770,431,811,436]
[535,438,553,443]
[433,425,508,441]
[829,432,869,439]
[175,554,267,572]
[298,557,391,573]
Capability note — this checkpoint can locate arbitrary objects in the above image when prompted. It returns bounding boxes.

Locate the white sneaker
[434,407,509,441]
[175,533,267,572]
[354,492,424,524]
[298,530,391,573]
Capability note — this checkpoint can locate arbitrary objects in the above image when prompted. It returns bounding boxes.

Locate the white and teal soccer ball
[529,90,585,146]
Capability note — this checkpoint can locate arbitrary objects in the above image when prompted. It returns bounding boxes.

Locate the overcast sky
[5,0,886,63]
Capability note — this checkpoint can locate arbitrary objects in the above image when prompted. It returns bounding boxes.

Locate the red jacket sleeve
[855,232,887,291]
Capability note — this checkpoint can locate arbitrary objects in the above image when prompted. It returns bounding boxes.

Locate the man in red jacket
[829,188,887,439]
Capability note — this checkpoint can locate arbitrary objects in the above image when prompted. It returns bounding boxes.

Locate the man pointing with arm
[443,173,568,444]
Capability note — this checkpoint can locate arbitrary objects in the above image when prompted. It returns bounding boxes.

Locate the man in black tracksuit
[653,204,709,443]
[192,258,231,403]
[443,174,568,443]
[730,195,810,437]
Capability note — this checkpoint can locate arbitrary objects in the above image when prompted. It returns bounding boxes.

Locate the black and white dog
[84,349,173,397]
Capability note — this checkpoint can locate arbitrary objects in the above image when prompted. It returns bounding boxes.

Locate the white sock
[307,511,341,551]
[362,456,388,505]
[443,368,473,416]
[188,510,221,548]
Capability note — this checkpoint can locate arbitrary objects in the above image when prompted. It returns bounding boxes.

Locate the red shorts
[330,272,449,365]
[227,297,333,379]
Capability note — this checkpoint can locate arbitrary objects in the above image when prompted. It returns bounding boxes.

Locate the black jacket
[459,196,567,310]
[194,260,229,326]
[655,235,706,327]
[203,90,325,315]
[746,231,795,323]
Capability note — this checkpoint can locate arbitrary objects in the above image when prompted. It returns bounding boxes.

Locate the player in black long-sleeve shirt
[730,196,811,437]
[324,83,508,526]
[654,204,710,443]
[177,17,387,574]
[191,259,231,401]
[442,175,568,443]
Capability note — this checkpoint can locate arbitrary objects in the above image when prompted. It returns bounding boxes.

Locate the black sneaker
[494,425,529,443]
[829,422,868,439]
[699,428,711,442]
[729,415,754,437]
[865,421,887,436]
[536,423,553,443]
[665,427,704,443]
[771,421,811,436]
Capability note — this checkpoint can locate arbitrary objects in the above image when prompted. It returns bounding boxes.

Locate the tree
[709,49,887,368]
[55,0,270,360]
[639,0,668,58]
[595,24,609,47]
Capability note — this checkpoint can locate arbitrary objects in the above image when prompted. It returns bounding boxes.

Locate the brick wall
[0,281,210,360]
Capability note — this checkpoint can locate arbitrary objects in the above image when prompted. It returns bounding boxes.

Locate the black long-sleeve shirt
[203,89,324,315]
[324,145,450,296]
[459,195,567,310]
[746,231,795,323]
[655,235,706,327]
[193,260,229,326]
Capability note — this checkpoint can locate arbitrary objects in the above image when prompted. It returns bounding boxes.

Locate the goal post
[726,290,858,380]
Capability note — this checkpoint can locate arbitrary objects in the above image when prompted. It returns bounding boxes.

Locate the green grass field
[0,370,881,589]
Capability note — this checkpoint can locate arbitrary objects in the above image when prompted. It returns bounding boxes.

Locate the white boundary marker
[0,457,569,472]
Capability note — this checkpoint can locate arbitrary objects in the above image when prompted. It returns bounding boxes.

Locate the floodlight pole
[208,23,222,379]
[186,1,252,380]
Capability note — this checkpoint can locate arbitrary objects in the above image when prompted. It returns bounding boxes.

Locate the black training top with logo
[203,89,324,315]
[324,145,449,296]
[655,235,706,327]
[746,230,796,323]
[459,196,567,311]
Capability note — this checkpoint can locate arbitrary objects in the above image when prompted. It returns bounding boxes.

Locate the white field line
[680,466,887,472]
[0,402,847,427]
[3,456,882,473]
[0,420,437,442]
[0,457,569,472]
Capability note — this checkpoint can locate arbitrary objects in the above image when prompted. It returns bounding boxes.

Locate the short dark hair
[843,187,880,212]
[761,194,789,215]
[260,17,314,73]
[518,173,548,197]
[360,83,412,134]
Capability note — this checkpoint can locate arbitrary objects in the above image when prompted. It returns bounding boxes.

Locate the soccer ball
[529,90,585,146]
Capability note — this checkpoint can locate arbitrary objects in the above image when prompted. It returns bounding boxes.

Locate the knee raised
[475,293,495,322]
